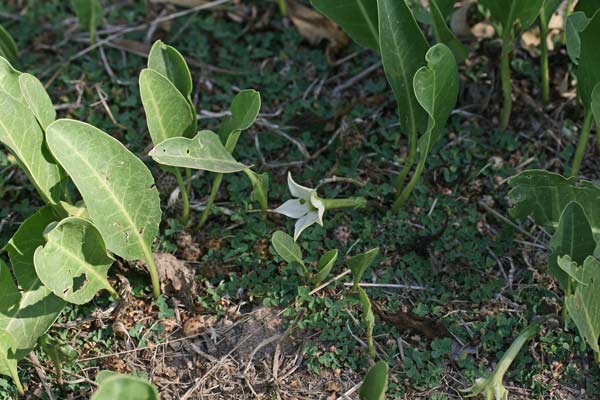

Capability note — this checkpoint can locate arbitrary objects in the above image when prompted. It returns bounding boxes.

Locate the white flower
[274,172,325,241]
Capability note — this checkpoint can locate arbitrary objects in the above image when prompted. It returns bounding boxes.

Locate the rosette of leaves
[310,0,460,210]
[565,8,600,176]
[0,57,163,392]
[141,41,267,226]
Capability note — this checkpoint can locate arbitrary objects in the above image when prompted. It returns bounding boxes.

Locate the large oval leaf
[46,119,161,261]
[92,371,159,400]
[149,130,248,173]
[19,73,56,129]
[480,0,544,35]
[2,206,65,364]
[377,0,429,136]
[311,0,379,51]
[140,68,196,145]
[0,90,66,204]
[34,217,116,305]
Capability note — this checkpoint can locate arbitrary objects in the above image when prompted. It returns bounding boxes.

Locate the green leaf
[480,0,544,35]
[218,89,261,143]
[565,12,592,65]
[359,361,388,400]
[576,9,600,107]
[310,0,379,51]
[548,202,597,290]
[574,0,600,17]
[0,57,21,101]
[0,25,17,66]
[34,217,117,305]
[46,119,161,262]
[2,206,65,366]
[377,0,429,136]
[271,231,305,272]
[244,169,269,212]
[139,68,196,145]
[0,328,21,394]
[557,256,588,286]
[358,286,375,357]
[71,0,103,44]
[92,371,159,400]
[592,82,600,127]
[508,170,600,239]
[565,256,600,354]
[148,40,193,100]
[149,130,249,173]
[311,249,338,285]
[348,247,380,289]
[429,0,467,63]
[38,334,78,383]
[0,90,66,204]
[19,73,56,129]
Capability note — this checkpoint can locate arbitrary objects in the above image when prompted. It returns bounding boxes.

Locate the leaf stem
[174,168,190,225]
[539,18,550,104]
[198,173,223,228]
[571,108,594,177]
[394,128,417,194]
[143,251,161,299]
[392,142,429,211]
[320,197,367,210]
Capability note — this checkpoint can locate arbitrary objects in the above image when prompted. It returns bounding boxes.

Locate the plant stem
[144,251,161,299]
[394,127,417,193]
[571,109,594,177]
[198,173,223,228]
[563,0,574,44]
[174,168,190,225]
[500,36,513,130]
[276,0,287,16]
[321,197,367,210]
[392,144,428,211]
[539,18,550,104]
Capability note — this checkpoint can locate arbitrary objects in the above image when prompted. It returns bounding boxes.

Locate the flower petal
[287,172,314,200]
[310,192,325,226]
[293,211,319,241]
[273,199,310,219]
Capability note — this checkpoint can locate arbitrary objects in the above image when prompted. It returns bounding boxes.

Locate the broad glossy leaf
[348,247,379,289]
[0,25,17,65]
[34,217,116,305]
[0,90,66,204]
[548,202,596,290]
[377,0,429,136]
[429,0,467,63]
[0,328,20,392]
[577,9,600,106]
[271,230,305,270]
[2,206,65,364]
[92,371,159,400]
[19,73,56,129]
[565,12,592,65]
[480,0,544,35]
[149,130,249,173]
[140,68,196,144]
[148,40,192,99]
[565,256,600,354]
[311,249,338,284]
[218,89,261,143]
[46,119,161,261]
[0,57,22,102]
[311,0,379,51]
[359,361,388,400]
[71,0,102,43]
[508,170,600,239]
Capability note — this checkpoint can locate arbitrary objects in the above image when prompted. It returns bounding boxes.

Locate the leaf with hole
[34,217,117,305]
[359,361,388,400]
[149,130,249,173]
[311,249,338,285]
[348,247,379,289]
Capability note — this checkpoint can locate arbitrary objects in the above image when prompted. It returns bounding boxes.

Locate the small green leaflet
[359,361,388,400]
[218,89,261,143]
[548,202,596,290]
[311,249,338,285]
[508,170,600,239]
[92,371,159,400]
[377,0,429,136]
[271,231,306,273]
[71,0,103,44]
[565,256,600,355]
[310,0,379,51]
[149,130,249,173]
[0,24,17,66]
[348,247,380,289]
[139,68,196,144]
[148,40,193,100]
[0,90,66,204]
[19,73,56,129]
[34,217,117,305]
[46,119,161,262]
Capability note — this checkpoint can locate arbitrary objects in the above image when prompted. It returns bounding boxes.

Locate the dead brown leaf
[373,302,449,340]
[183,314,216,336]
